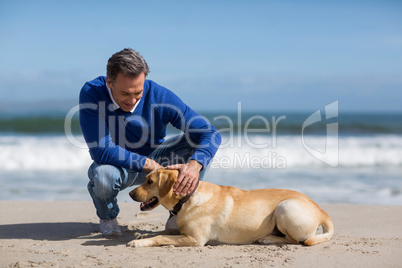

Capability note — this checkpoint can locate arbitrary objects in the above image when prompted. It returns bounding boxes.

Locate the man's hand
[142,158,163,173]
[166,160,203,196]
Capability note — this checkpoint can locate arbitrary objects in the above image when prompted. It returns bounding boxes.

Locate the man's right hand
[142,158,163,173]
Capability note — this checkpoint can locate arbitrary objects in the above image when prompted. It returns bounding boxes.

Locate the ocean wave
[1,112,402,135]
[214,135,402,169]
[0,134,401,172]
[0,135,92,172]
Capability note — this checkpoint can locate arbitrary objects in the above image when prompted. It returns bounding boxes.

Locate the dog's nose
[129,190,136,200]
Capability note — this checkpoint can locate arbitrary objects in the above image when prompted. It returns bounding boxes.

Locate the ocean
[0,110,401,205]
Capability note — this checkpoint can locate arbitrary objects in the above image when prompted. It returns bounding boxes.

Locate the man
[79,48,221,237]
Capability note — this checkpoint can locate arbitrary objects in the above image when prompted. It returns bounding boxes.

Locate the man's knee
[88,163,122,198]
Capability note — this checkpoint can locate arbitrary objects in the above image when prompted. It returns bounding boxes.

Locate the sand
[1,200,401,267]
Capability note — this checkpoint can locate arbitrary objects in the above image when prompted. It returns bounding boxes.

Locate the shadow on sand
[0,222,157,246]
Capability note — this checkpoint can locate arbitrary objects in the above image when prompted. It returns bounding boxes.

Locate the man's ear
[106,76,112,88]
[159,170,178,197]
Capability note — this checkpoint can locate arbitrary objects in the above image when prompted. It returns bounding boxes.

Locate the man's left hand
[166,160,203,196]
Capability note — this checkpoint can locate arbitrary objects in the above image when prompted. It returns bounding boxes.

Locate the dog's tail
[304,210,334,246]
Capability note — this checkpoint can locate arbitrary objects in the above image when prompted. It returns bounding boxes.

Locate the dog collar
[171,180,200,215]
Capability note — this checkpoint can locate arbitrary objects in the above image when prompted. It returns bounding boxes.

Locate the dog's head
[129,168,179,211]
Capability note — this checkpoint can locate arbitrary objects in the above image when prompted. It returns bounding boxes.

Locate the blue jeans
[87,134,210,219]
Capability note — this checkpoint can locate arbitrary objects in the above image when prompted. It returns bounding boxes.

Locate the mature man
[79,48,221,237]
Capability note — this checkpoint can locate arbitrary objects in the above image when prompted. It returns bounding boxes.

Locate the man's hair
[107,48,150,82]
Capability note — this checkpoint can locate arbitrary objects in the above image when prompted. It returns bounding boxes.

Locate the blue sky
[0,0,401,112]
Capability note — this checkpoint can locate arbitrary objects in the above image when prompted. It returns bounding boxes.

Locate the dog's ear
[158,170,178,197]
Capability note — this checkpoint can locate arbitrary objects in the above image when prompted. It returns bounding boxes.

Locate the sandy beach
[0,200,401,267]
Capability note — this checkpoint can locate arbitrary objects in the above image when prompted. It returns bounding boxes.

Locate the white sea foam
[213,134,402,169]
[0,134,401,172]
[0,135,92,172]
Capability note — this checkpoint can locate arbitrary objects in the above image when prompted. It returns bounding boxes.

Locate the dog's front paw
[127,239,142,248]
[134,232,150,240]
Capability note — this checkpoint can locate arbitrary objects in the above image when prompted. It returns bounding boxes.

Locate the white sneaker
[99,218,122,237]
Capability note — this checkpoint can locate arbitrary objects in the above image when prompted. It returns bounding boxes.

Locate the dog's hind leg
[274,199,318,244]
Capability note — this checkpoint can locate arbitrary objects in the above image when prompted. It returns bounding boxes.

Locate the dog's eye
[147,180,153,184]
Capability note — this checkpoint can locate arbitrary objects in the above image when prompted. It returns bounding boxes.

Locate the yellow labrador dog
[128,168,333,247]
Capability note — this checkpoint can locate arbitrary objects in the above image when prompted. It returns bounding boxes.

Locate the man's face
[107,72,145,112]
